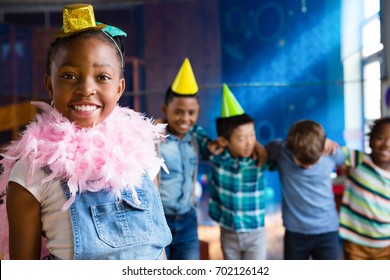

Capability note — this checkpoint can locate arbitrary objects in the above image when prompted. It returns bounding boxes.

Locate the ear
[161,104,167,116]
[116,78,125,102]
[217,136,229,147]
[44,74,53,99]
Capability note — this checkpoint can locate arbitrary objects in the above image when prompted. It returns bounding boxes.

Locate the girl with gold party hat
[0,3,171,260]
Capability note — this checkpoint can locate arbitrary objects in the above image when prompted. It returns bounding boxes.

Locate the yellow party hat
[221,83,244,118]
[56,4,106,38]
[171,58,199,95]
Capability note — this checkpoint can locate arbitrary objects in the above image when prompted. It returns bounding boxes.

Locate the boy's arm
[264,139,283,161]
[323,138,340,155]
[253,142,269,167]
[341,147,364,168]
[191,124,221,159]
[257,140,283,171]
[324,141,364,169]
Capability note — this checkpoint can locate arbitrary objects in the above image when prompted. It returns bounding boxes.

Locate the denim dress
[60,174,172,260]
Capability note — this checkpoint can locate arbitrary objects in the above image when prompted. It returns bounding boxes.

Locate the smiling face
[44,35,125,128]
[370,123,390,170]
[162,96,200,139]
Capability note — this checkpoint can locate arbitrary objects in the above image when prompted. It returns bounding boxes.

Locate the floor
[198,206,284,260]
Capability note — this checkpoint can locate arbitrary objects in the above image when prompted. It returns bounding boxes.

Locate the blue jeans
[165,208,200,260]
[284,230,340,260]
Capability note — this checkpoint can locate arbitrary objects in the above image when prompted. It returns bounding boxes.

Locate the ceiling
[0,0,148,12]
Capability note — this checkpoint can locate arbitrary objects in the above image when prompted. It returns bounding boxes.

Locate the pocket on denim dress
[90,188,152,247]
[189,157,197,168]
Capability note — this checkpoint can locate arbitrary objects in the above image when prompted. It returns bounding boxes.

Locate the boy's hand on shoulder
[208,140,224,155]
[323,138,340,155]
[253,142,269,167]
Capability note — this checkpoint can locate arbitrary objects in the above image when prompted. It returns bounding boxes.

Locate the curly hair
[368,117,390,144]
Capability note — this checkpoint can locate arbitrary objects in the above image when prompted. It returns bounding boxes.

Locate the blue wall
[198,0,345,216]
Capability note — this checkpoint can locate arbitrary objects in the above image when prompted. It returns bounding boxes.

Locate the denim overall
[60,174,172,260]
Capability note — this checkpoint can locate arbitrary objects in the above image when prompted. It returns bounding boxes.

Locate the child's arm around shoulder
[253,142,269,167]
[207,139,224,155]
[340,146,364,169]
[323,139,350,167]
[191,124,224,158]
[7,181,42,259]
[264,139,284,161]
[323,138,340,155]
[323,139,365,168]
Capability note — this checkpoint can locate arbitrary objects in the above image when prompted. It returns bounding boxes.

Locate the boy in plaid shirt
[208,84,270,260]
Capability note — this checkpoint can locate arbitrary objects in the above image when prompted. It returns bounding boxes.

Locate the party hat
[171,58,199,95]
[56,4,106,38]
[221,83,244,118]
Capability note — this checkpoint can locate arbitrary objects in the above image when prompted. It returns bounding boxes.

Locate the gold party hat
[56,4,106,38]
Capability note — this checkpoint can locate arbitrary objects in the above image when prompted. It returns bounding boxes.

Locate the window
[362,0,382,152]
[362,17,382,57]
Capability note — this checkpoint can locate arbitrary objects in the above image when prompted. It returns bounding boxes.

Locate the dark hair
[287,120,326,165]
[368,117,390,142]
[163,86,199,105]
[45,30,125,76]
[216,113,254,140]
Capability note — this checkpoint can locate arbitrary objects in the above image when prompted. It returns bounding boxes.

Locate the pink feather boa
[0,101,167,259]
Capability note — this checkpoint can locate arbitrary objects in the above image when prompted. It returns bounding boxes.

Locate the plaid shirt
[208,150,269,232]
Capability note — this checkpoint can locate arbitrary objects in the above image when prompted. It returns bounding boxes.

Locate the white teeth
[73,105,97,112]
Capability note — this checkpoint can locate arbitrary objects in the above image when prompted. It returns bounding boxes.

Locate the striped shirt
[339,148,390,248]
[208,150,270,233]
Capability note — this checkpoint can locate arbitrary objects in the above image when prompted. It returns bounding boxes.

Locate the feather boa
[0,101,168,259]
